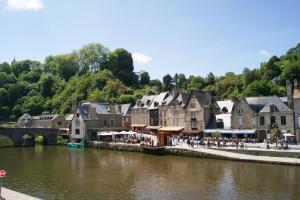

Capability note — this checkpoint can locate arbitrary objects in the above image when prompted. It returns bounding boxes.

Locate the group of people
[167,135,259,150]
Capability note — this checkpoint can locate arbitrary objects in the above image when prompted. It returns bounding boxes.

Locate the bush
[57,135,67,145]
[35,135,44,144]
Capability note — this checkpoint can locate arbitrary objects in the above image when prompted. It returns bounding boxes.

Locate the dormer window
[238,109,243,114]
[146,100,151,105]
[221,107,228,113]
[270,105,278,113]
[154,102,159,107]
[190,103,195,108]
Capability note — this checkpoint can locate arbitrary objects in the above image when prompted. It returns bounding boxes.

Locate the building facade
[71,102,126,141]
[231,96,294,142]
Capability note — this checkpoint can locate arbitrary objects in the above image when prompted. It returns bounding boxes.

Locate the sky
[0,0,299,80]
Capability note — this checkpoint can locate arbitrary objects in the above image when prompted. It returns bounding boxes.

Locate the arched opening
[0,134,14,147]
[35,135,46,145]
[22,134,34,147]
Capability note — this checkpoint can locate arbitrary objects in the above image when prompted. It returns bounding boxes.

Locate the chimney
[286,79,294,109]
[171,81,178,96]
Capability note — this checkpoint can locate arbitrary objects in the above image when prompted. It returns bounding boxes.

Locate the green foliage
[139,71,150,85]
[57,135,67,145]
[0,42,299,120]
[35,135,44,144]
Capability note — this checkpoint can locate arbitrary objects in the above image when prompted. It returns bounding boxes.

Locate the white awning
[204,129,256,135]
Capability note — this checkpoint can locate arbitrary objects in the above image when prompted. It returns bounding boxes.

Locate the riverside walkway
[166,146,300,165]
[1,187,40,200]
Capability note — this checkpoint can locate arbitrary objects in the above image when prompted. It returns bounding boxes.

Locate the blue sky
[0,0,299,80]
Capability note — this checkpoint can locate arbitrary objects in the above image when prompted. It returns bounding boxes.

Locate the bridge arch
[0,128,59,147]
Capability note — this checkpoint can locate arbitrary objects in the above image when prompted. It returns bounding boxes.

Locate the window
[238,109,243,114]
[76,113,80,117]
[298,117,300,128]
[191,112,197,119]
[75,129,80,135]
[191,121,197,129]
[260,116,265,126]
[281,116,286,126]
[104,120,107,126]
[164,120,167,126]
[238,117,244,126]
[164,110,167,117]
[58,121,62,126]
[111,120,114,126]
[76,121,80,127]
[190,103,195,108]
[270,116,276,125]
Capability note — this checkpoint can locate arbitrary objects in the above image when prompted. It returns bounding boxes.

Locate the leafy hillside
[0,42,299,120]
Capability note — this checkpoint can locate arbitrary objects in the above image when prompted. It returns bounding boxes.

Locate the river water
[0,146,299,200]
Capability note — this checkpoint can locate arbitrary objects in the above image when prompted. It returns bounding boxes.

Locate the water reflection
[0,146,299,200]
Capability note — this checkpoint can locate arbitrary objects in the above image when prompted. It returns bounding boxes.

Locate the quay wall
[87,142,300,166]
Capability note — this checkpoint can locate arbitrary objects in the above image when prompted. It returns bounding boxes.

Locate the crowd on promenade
[167,135,293,150]
[112,131,158,147]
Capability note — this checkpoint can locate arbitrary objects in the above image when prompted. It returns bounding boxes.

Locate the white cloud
[259,50,271,56]
[6,0,43,11]
[132,53,152,65]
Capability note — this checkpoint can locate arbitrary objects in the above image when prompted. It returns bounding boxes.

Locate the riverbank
[88,141,300,166]
[1,187,40,200]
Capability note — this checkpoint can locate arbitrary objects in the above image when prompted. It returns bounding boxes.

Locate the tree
[206,72,215,85]
[11,60,41,77]
[139,71,150,85]
[261,56,281,80]
[0,88,9,106]
[178,73,187,90]
[44,53,79,81]
[0,62,11,74]
[281,58,300,81]
[187,76,206,91]
[0,72,16,88]
[104,48,138,87]
[77,43,109,73]
[163,74,172,91]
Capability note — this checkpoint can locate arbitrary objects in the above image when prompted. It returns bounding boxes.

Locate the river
[0,146,299,200]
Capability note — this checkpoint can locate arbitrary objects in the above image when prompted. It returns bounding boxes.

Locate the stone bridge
[0,127,59,147]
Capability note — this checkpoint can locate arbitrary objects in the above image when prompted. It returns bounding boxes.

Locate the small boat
[67,140,84,149]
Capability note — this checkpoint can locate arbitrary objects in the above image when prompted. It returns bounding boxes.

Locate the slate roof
[32,114,60,121]
[115,104,133,116]
[171,92,189,106]
[19,113,31,120]
[148,92,169,110]
[79,102,121,120]
[245,96,292,113]
[217,100,234,113]
[133,95,155,109]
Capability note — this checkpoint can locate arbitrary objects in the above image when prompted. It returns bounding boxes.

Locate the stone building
[31,114,68,129]
[18,113,68,129]
[131,95,155,130]
[115,103,133,128]
[288,79,300,142]
[71,102,126,141]
[131,89,219,135]
[18,113,32,128]
[231,96,294,142]
[184,90,220,132]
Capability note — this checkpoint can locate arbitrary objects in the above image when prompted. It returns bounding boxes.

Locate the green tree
[139,71,150,85]
[44,53,79,81]
[77,43,109,73]
[0,88,9,106]
[163,74,172,91]
[187,76,206,91]
[0,62,11,74]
